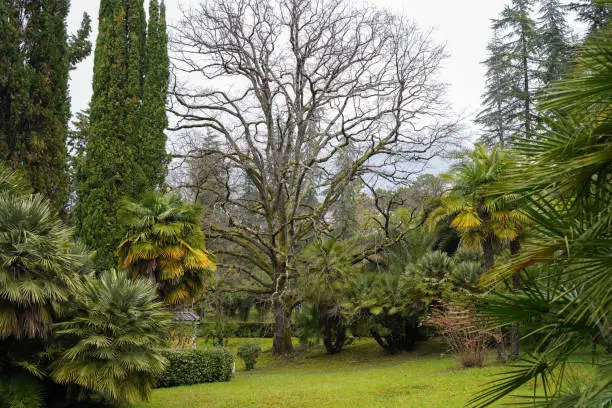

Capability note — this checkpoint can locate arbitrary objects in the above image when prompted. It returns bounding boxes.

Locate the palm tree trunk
[483,231,505,360]
[483,233,495,270]
[510,238,521,360]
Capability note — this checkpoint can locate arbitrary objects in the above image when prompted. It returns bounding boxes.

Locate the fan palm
[51,269,172,404]
[297,238,356,353]
[468,27,612,407]
[427,143,526,270]
[117,192,215,305]
[0,193,81,339]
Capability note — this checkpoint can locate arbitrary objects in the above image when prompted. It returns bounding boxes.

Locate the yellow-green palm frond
[158,260,184,280]
[117,191,213,305]
[451,209,482,231]
[460,230,485,249]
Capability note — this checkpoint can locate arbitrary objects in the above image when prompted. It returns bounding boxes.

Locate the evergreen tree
[0,1,90,214]
[477,0,540,144]
[476,30,517,146]
[77,0,143,270]
[569,0,611,36]
[76,0,169,269]
[140,0,169,190]
[537,0,573,85]
[0,1,25,166]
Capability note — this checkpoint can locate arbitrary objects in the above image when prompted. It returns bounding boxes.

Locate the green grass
[134,338,534,408]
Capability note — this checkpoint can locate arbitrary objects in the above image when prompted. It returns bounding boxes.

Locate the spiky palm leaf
[427,144,526,254]
[471,26,612,408]
[117,192,215,305]
[0,194,81,339]
[51,270,172,404]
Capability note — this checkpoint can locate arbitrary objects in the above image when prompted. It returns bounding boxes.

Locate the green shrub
[200,317,237,346]
[51,270,172,404]
[157,348,234,388]
[0,372,43,408]
[236,342,262,370]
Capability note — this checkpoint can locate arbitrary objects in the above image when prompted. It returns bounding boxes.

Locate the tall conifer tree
[477,0,540,145]
[0,1,90,213]
[77,0,169,269]
[476,30,517,146]
[140,0,169,190]
[537,0,573,85]
[569,0,611,36]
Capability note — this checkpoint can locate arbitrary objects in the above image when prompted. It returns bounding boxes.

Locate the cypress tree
[0,1,25,165]
[569,0,611,36]
[140,0,169,190]
[76,0,169,269]
[0,1,90,213]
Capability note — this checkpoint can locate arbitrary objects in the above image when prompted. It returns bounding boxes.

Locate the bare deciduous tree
[170,0,458,354]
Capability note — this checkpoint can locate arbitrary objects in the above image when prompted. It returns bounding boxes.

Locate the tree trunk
[272,297,293,355]
[510,238,521,360]
[482,230,504,359]
[323,315,346,354]
[482,232,495,270]
[370,329,388,351]
[496,328,506,361]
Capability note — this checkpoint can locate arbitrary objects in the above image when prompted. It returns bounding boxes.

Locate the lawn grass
[134,338,534,408]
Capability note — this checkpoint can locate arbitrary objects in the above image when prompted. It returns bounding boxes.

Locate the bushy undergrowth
[157,348,234,388]
[427,306,498,368]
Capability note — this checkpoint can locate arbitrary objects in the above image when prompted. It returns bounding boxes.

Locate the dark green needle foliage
[0,1,91,214]
[140,0,170,190]
[76,0,170,270]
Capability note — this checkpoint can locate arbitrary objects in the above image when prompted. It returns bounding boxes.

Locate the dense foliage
[51,270,172,404]
[117,192,215,305]
[157,348,234,388]
[0,1,91,213]
[236,342,262,370]
[76,0,169,270]
[0,167,81,340]
[469,25,612,408]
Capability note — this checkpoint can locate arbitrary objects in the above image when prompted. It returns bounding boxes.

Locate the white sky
[67,0,510,127]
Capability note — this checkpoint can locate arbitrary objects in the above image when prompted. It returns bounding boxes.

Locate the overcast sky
[65,0,583,177]
[67,0,510,127]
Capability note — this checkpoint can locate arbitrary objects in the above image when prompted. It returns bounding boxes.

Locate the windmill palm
[469,27,612,407]
[427,144,528,360]
[51,269,172,404]
[117,192,215,306]
[427,144,526,271]
[298,238,355,353]
[0,192,81,339]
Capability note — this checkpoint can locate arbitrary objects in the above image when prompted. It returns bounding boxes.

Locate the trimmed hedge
[200,322,275,338]
[157,348,234,388]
